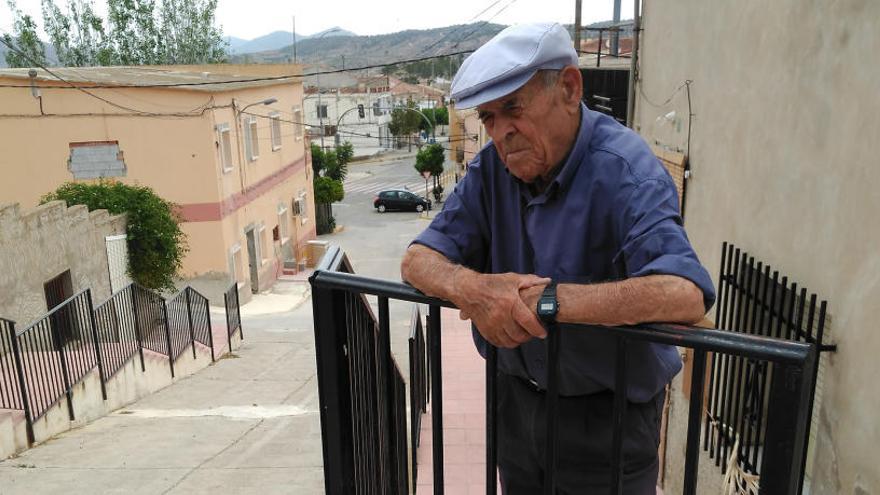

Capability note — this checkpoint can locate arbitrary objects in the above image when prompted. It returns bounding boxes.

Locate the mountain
[228,27,357,55]
[225,36,249,52]
[229,22,506,69]
[0,42,59,68]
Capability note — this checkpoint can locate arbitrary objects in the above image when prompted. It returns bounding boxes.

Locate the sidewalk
[0,279,324,495]
[416,308,498,494]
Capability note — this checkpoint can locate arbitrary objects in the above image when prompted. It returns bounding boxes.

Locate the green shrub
[41,180,188,291]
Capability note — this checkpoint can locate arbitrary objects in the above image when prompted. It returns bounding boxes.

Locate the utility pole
[611,0,622,57]
[292,16,297,63]
[573,0,582,53]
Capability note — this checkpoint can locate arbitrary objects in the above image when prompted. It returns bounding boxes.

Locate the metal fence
[14,289,107,426]
[0,283,234,449]
[0,318,25,411]
[93,284,145,379]
[311,245,821,494]
[224,283,243,353]
[408,306,429,492]
[705,242,834,492]
[187,288,215,362]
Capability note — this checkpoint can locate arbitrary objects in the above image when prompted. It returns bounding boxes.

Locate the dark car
[374,190,432,213]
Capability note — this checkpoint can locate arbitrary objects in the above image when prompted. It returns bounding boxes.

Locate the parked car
[374,190,432,213]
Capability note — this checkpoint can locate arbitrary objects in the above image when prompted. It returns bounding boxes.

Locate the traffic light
[357,104,365,119]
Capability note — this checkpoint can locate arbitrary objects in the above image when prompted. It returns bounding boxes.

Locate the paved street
[0,151,449,494]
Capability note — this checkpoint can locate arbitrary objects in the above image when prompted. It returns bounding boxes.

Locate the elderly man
[401,23,715,494]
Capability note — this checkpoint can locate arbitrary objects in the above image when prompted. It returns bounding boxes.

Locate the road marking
[115,405,317,420]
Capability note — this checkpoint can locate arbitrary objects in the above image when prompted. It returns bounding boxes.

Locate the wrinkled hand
[454,271,550,348]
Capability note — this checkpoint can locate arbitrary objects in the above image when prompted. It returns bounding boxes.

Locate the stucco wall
[634,0,880,493]
[0,201,126,325]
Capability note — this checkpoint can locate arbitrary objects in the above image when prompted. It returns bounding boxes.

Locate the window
[243,116,259,161]
[293,193,309,225]
[217,124,233,172]
[270,112,282,151]
[258,224,269,265]
[278,204,290,242]
[68,141,126,179]
[292,106,303,140]
[230,244,244,287]
[316,103,328,119]
[372,101,382,117]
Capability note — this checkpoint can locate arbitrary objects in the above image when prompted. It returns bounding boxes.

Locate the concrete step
[0,409,21,459]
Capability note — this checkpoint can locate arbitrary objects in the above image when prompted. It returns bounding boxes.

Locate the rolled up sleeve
[411,166,488,270]
[615,178,716,311]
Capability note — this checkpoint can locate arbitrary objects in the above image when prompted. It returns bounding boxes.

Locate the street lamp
[312,27,341,151]
[239,97,278,114]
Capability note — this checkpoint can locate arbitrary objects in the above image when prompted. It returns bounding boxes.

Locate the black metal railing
[132,284,174,378]
[93,284,145,379]
[1,283,233,449]
[187,288,215,362]
[0,318,25,411]
[704,242,834,492]
[14,289,107,425]
[166,289,196,362]
[408,306,429,492]
[311,245,820,495]
[224,283,243,353]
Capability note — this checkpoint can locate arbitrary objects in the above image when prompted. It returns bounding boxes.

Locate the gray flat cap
[450,23,577,109]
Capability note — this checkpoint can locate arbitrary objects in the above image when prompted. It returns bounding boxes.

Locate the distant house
[303,74,394,156]
[389,77,445,109]
[448,103,488,179]
[0,64,316,303]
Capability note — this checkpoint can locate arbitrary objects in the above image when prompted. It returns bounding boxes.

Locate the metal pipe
[429,304,444,494]
[626,0,641,127]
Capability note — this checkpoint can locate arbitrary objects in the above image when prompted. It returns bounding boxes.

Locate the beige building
[0,65,316,302]
[632,1,880,493]
[448,103,488,178]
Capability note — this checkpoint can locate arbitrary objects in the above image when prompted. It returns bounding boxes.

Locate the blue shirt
[413,105,716,402]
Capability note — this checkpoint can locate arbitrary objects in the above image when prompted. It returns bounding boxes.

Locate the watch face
[540,302,555,312]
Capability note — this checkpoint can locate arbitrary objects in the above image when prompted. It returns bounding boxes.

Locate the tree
[42,0,114,66]
[310,141,353,181]
[38,0,226,66]
[414,143,445,200]
[312,176,344,204]
[389,99,422,151]
[3,0,47,67]
[419,106,448,132]
[41,180,188,291]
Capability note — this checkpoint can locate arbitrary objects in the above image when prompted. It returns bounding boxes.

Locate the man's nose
[495,115,517,142]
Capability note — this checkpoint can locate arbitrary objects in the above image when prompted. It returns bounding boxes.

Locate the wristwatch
[537,280,559,325]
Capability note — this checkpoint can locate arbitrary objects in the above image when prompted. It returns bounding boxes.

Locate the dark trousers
[497,372,665,495]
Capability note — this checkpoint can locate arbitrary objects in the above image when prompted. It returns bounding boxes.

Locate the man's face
[476,74,568,182]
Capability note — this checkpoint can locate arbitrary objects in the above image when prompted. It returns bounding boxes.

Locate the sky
[1,0,633,41]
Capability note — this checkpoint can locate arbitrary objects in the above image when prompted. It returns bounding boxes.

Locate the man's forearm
[400,244,472,301]
[525,275,706,326]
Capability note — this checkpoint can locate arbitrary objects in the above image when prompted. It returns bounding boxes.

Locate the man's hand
[454,271,550,348]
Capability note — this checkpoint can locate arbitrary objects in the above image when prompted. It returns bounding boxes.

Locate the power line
[0,32,474,90]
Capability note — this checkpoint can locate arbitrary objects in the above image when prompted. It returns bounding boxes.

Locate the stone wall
[0,201,126,326]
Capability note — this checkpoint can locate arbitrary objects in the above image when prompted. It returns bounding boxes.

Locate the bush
[313,176,344,204]
[41,180,188,291]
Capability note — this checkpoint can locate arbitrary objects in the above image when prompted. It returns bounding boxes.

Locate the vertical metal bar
[130,286,146,372]
[726,256,755,469]
[704,242,729,449]
[235,287,243,340]
[716,248,743,466]
[204,293,216,362]
[486,341,497,495]
[749,269,780,472]
[86,290,108,399]
[224,290,234,355]
[544,323,561,495]
[759,349,817,495]
[311,281,355,494]
[596,30,603,67]
[683,349,707,495]
[162,299,175,378]
[378,296,395,495]
[185,289,197,360]
[737,262,764,466]
[49,311,75,421]
[10,324,35,445]
[609,336,628,495]
[798,300,826,494]
[429,304,444,495]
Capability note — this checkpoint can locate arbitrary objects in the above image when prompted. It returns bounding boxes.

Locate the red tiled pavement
[415,307,500,494]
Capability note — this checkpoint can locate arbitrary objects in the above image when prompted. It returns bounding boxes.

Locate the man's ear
[559,66,584,109]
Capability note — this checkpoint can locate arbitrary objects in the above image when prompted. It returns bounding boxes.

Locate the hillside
[229,22,507,71]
